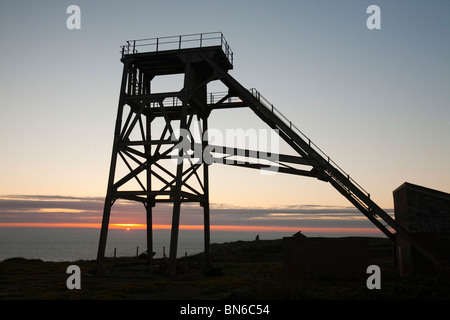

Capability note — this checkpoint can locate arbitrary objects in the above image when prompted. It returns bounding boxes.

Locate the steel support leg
[94,62,129,274]
[202,116,211,271]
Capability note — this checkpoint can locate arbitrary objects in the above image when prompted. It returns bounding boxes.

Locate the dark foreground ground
[1,237,450,300]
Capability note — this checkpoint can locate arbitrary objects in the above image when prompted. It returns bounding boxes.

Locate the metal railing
[144,92,241,108]
[208,91,242,105]
[121,32,233,66]
[249,88,370,198]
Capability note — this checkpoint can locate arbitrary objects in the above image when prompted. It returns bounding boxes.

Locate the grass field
[1,237,449,300]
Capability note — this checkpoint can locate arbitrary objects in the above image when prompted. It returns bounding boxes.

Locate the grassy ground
[1,237,449,300]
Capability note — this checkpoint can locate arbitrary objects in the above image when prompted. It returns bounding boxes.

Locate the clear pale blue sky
[0,0,449,216]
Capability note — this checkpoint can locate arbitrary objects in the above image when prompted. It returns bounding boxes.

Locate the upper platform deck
[120,32,233,75]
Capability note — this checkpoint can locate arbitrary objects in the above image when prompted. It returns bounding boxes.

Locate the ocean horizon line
[0,223,386,236]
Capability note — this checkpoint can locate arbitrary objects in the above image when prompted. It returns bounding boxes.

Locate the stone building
[393,182,450,276]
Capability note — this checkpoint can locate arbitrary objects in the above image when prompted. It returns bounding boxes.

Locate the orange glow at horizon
[0,222,386,235]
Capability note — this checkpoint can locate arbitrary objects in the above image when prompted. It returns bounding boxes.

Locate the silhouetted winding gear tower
[95,32,443,276]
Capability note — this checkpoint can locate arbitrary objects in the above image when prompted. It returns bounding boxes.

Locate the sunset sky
[0,1,449,237]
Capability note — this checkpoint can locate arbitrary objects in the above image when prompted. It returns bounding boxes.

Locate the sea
[0,227,293,262]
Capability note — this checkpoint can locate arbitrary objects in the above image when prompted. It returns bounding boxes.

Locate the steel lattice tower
[95,32,445,276]
[95,33,233,275]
